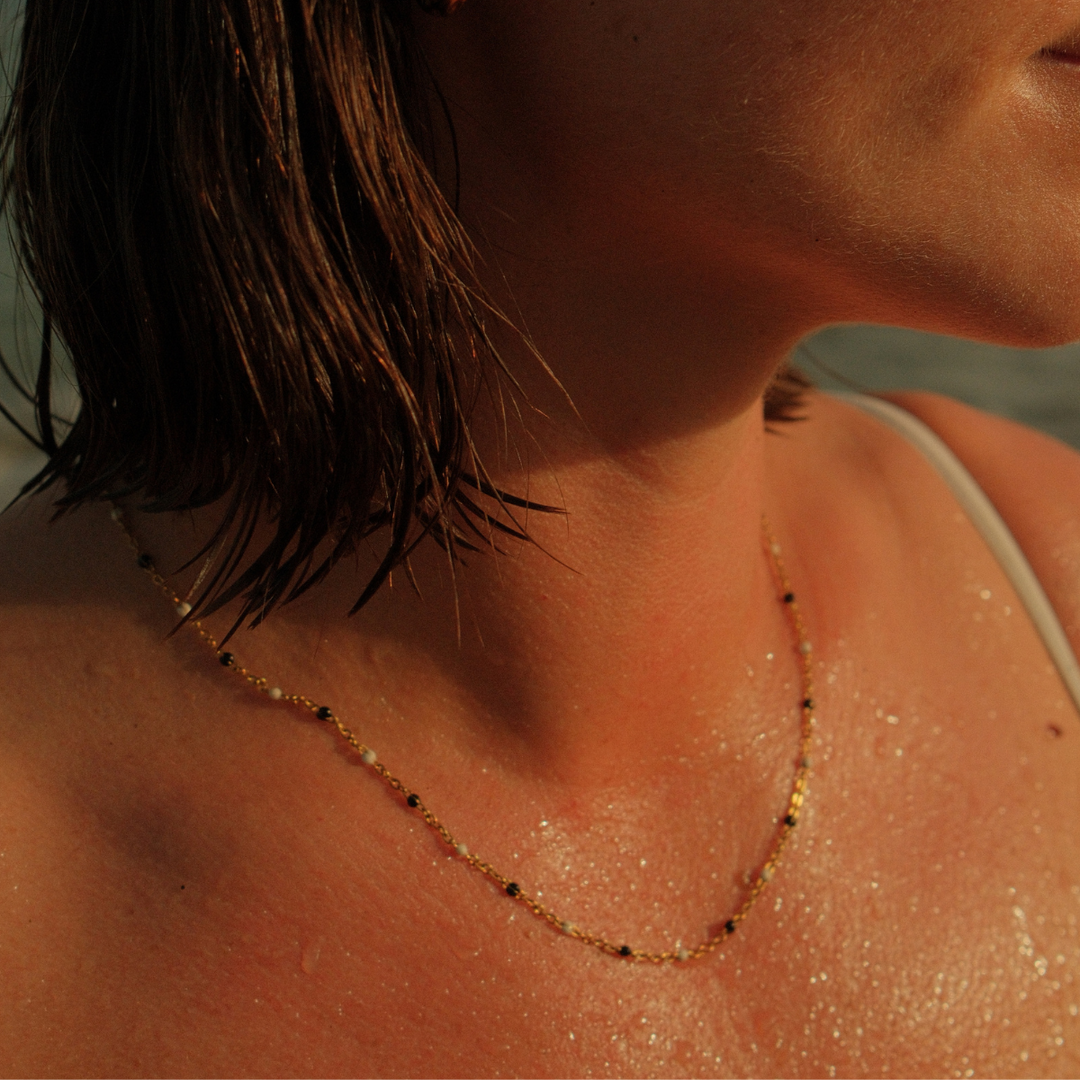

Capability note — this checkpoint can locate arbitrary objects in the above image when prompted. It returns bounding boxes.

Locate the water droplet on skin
[301,938,324,974]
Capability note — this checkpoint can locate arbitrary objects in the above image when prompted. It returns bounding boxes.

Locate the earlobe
[416,0,466,15]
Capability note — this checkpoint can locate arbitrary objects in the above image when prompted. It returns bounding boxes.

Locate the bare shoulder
[877,390,1080,642]
[0,495,106,706]
[0,494,158,771]
[0,493,142,826]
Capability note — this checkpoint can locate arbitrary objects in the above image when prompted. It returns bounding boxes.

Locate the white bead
[770,543,782,556]
[361,749,377,765]
[267,686,283,701]
[561,921,575,935]
[677,948,690,962]
[799,640,812,655]
[761,865,774,882]
[455,843,469,857]
[174,602,192,617]
[109,507,122,522]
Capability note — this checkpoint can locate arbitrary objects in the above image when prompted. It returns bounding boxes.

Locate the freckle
[1049,724,1063,739]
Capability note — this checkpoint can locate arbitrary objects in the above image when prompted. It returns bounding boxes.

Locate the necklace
[112,505,815,964]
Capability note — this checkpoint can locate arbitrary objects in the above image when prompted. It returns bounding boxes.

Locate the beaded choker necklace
[112,505,814,964]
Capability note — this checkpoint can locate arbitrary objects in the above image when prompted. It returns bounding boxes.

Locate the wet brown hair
[0,0,806,625]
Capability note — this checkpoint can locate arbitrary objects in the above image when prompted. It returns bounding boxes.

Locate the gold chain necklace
[111,505,815,964]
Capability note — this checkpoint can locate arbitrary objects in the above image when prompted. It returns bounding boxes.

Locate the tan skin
[5,0,1080,1075]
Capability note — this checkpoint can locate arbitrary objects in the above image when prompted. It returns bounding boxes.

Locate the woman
[2,0,1080,1075]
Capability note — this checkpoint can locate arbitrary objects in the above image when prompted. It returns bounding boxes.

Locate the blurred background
[2,1,1080,509]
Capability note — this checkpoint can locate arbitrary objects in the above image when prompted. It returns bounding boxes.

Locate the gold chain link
[112,505,815,963]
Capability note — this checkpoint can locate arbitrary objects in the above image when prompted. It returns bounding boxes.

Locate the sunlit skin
[5,0,1080,1076]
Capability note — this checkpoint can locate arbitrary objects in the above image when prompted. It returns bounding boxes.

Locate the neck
[129,382,810,792]
[122,218,828,794]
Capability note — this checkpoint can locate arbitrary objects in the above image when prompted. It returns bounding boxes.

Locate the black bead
[506,882,521,898]
[725,919,737,935]
[407,794,420,808]
[219,652,234,667]
[619,945,632,957]
[137,553,153,570]
[783,592,795,604]
[803,698,814,710]
[316,706,333,721]
[784,813,797,827]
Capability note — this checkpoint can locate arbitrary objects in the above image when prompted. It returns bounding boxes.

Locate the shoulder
[852,389,1080,645]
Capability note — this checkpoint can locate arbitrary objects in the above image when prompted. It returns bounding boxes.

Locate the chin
[917,309,1080,354]
[952,292,1080,351]
[847,246,1080,354]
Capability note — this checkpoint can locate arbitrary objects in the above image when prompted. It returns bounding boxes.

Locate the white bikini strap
[835,391,1080,717]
